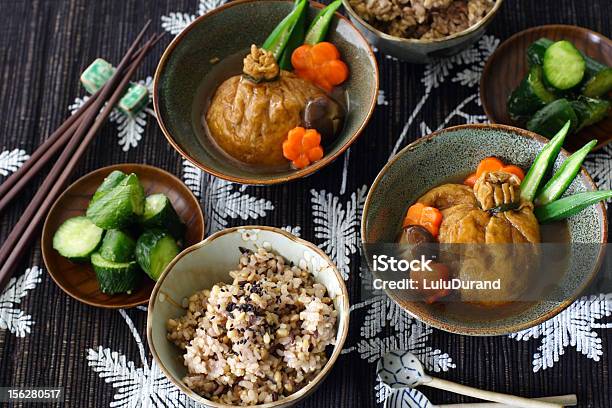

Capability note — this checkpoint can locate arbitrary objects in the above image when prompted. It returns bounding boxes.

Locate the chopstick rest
[80,58,149,114]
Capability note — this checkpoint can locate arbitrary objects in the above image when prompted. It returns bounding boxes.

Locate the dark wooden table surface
[0,0,611,407]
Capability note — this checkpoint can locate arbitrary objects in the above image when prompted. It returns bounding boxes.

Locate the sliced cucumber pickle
[507,65,557,121]
[86,173,145,229]
[140,194,185,240]
[53,216,104,262]
[99,229,136,263]
[543,40,586,90]
[527,99,579,138]
[91,252,141,295]
[91,170,127,204]
[135,229,180,281]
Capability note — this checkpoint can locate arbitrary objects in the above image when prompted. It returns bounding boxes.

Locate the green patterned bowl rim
[361,123,608,336]
[153,0,379,185]
[342,0,504,45]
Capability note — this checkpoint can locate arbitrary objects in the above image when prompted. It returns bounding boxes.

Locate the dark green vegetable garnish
[488,202,520,214]
[571,96,611,130]
[507,65,556,121]
[99,229,136,263]
[535,140,597,205]
[262,0,308,60]
[582,67,612,98]
[527,99,579,137]
[277,1,306,70]
[304,0,343,45]
[543,40,586,90]
[535,191,612,223]
[521,121,570,202]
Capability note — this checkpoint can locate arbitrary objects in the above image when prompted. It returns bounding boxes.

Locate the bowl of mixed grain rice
[342,0,503,62]
[147,226,349,407]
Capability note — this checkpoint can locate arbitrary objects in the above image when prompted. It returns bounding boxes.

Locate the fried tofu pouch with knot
[206,45,324,167]
[416,170,541,303]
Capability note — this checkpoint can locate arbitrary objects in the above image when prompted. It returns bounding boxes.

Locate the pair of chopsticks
[0,22,163,293]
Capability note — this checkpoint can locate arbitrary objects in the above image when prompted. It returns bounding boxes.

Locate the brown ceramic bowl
[41,164,204,309]
[343,0,503,62]
[362,124,607,336]
[153,0,378,185]
[481,25,612,152]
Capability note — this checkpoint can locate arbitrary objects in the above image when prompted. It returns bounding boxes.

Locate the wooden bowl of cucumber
[41,163,204,309]
[481,25,612,152]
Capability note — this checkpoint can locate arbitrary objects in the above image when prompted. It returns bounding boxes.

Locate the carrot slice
[311,42,340,64]
[322,59,349,86]
[476,157,504,176]
[501,164,525,180]
[307,146,324,161]
[403,203,443,237]
[293,154,310,169]
[291,45,313,71]
[464,173,479,187]
[302,129,321,149]
[287,127,305,143]
[282,140,299,160]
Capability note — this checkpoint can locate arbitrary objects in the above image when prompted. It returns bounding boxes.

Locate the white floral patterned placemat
[1,0,611,406]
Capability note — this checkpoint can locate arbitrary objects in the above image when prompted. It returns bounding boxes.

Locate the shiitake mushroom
[397,225,438,261]
[302,95,345,145]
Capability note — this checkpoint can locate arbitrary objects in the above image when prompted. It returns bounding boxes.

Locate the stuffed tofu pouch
[206,45,324,166]
[417,170,541,303]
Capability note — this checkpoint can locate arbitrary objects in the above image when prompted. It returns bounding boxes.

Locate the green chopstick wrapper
[80,58,149,114]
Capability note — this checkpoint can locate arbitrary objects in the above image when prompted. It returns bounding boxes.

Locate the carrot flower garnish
[291,42,349,92]
[282,127,324,169]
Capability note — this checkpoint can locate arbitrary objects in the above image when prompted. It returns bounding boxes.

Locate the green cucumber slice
[140,194,185,240]
[135,230,180,281]
[527,98,579,138]
[86,173,145,229]
[52,216,104,262]
[507,65,557,121]
[570,96,611,130]
[582,68,612,98]
[99,230,136,262]
[91,252,141,295]
[91,170,127,204]
[543,40,586,90]
[528,38,607,79]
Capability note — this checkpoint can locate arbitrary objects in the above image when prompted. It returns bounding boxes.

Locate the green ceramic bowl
[154,0,378,185]
[362,124,607,336]
[147,226,350,407]
[343,0,503,62]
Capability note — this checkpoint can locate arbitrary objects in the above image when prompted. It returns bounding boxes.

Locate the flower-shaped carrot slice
[282,127,325,169]
[292,42,349,91]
